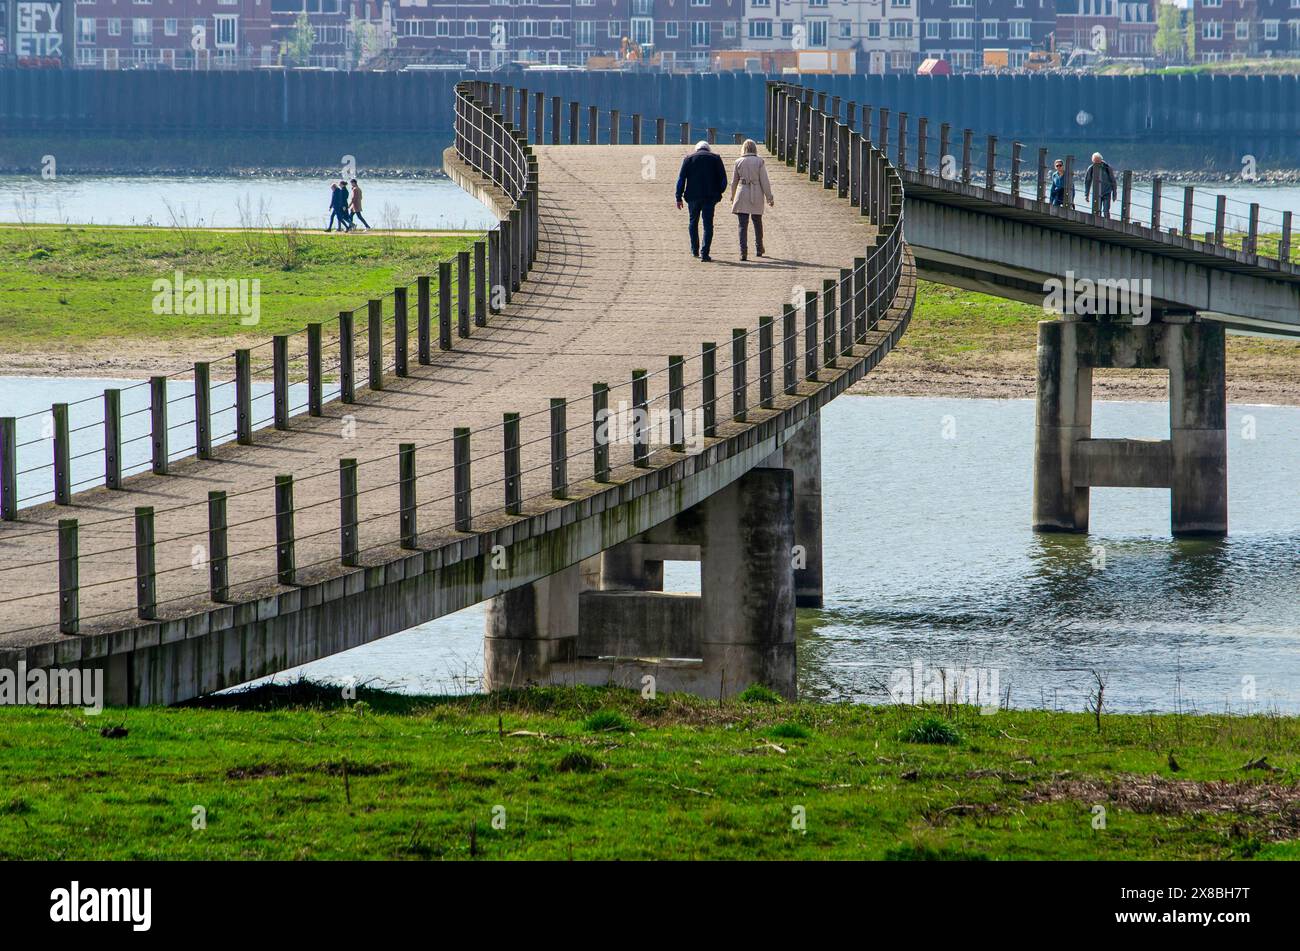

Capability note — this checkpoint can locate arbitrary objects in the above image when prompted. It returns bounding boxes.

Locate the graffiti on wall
[15,1,64,60]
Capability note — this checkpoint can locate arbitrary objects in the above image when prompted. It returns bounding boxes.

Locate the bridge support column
[763,416,822,607]
[1033,316,1227,537]
[481,467,797,699]
[482,556,600,691]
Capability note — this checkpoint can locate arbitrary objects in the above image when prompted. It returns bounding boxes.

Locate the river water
[0,175,496,231]
[5,174,1300,239]
[3,378,1296,715]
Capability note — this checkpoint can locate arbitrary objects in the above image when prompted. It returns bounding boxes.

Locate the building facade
[740,0,921,74]
[918,0,1055,69]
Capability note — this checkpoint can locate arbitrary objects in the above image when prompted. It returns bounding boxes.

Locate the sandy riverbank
[4,338,1297,406]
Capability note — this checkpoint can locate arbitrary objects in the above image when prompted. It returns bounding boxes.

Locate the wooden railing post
[822,278,836,367]
[474,241,488,327]
[417,275,433,360]
[457,250,471,337]
[58,518,78,634]
[339,458,358,567]
[701,342,717,438]
[759,315,774,409]
[149,376,167,475]
[393,288,409,377]
[1,417,17,520]
[550,398,567,499]
[51,402,70,503]
[731,329,747,423]
[592,383,610,482]
[1151,176,1163,231]
[274,474,295,585]
[274,333,291,426]
[208,490,228,602]
[631,370,649,467]
[337,315,354,405]
[804,288,818,382]
[135,505,156,620]
[782,304,797,395]
[453,428,472,532]
[399,443,417,549]
[105,388,122,488]
[438,261,453,351]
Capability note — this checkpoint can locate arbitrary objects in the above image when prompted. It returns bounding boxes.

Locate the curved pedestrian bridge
[0,82,912,704]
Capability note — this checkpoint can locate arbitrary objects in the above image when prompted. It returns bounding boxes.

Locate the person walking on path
[1049,159,1072,208]
[349,178,372,231]
[326,182,352,231]
[730,139,774,262]
[675,141,728,262]
[1084,152,1117,217]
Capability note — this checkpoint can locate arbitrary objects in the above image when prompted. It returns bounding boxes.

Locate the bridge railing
[0,81,912,646]
[781,89,1298,269]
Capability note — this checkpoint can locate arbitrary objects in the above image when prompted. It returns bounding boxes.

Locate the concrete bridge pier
[481,465,798,699]
[1033,315,1227,537]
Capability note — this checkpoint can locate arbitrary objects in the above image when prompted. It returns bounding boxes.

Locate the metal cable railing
[0,81,911,645]
[781,91,1300,265]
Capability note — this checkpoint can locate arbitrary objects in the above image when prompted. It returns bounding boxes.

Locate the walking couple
[674,139,774,262]
[326,178,371,232]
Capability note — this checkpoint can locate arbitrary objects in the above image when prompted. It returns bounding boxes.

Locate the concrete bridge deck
[0,143,882,649]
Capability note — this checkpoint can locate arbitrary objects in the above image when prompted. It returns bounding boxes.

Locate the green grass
[906,281,1300,365]
[1,682,1297,860]
[0,225,479,344]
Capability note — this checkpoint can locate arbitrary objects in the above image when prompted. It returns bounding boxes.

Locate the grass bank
[0,683,1297,860]
[0,224,478,345]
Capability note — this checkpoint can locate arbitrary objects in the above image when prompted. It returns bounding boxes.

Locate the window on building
[665,21,679,38]
[1202,20,1222,39]
[465,18,478,35]
[752,0,771,6]
[1201,0,1221,6]
[983,20,997,38]
[608,20,620,37]
[809,0,827,7]
[867,21,880,38]
[723,20,736,38]
[690,0,709,6]
[838,19,851,38]
[1264,19,1279,40]
[750,19,772,39]
[890,0,910,6]
[132,17,150,44]
[925,20,939,39]
[108,17,122,35]
[952,19,973,39]
[436,18,449,35]
[576,20,593,44]
[213,13,237,48]
[781,21,794,38]
[520,18,536,37]
[891,50,911,69]
[78,17,96,42]
[1235,20,1248,39]
[576,0,594,5]
[807,18,827,45]
[691,20,711,45]
[952,0,972,7]
[164,17,177,35]
[890,21,913,38]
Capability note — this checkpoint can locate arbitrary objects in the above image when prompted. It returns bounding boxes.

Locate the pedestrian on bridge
[675,141,728,262]
[1049,159,1072,208]
[326,181,353,232]
[349,178,372,230]
[730,138,774,262]
[1084,152,1117,217]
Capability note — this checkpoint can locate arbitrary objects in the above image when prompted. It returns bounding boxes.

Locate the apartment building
[918,0,1055,68]
[1056,0,1157,58]
[740,0,921,73]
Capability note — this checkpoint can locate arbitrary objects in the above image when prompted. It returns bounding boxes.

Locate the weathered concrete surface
[1033,317,1227,536]
[0,141,915,704]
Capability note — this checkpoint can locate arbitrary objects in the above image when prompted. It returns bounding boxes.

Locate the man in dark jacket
[675,142,728,262]
[327,182,352,232]
[1084,153,1117,217]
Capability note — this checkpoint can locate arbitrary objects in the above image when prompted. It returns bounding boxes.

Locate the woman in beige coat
[730,139,774,261]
